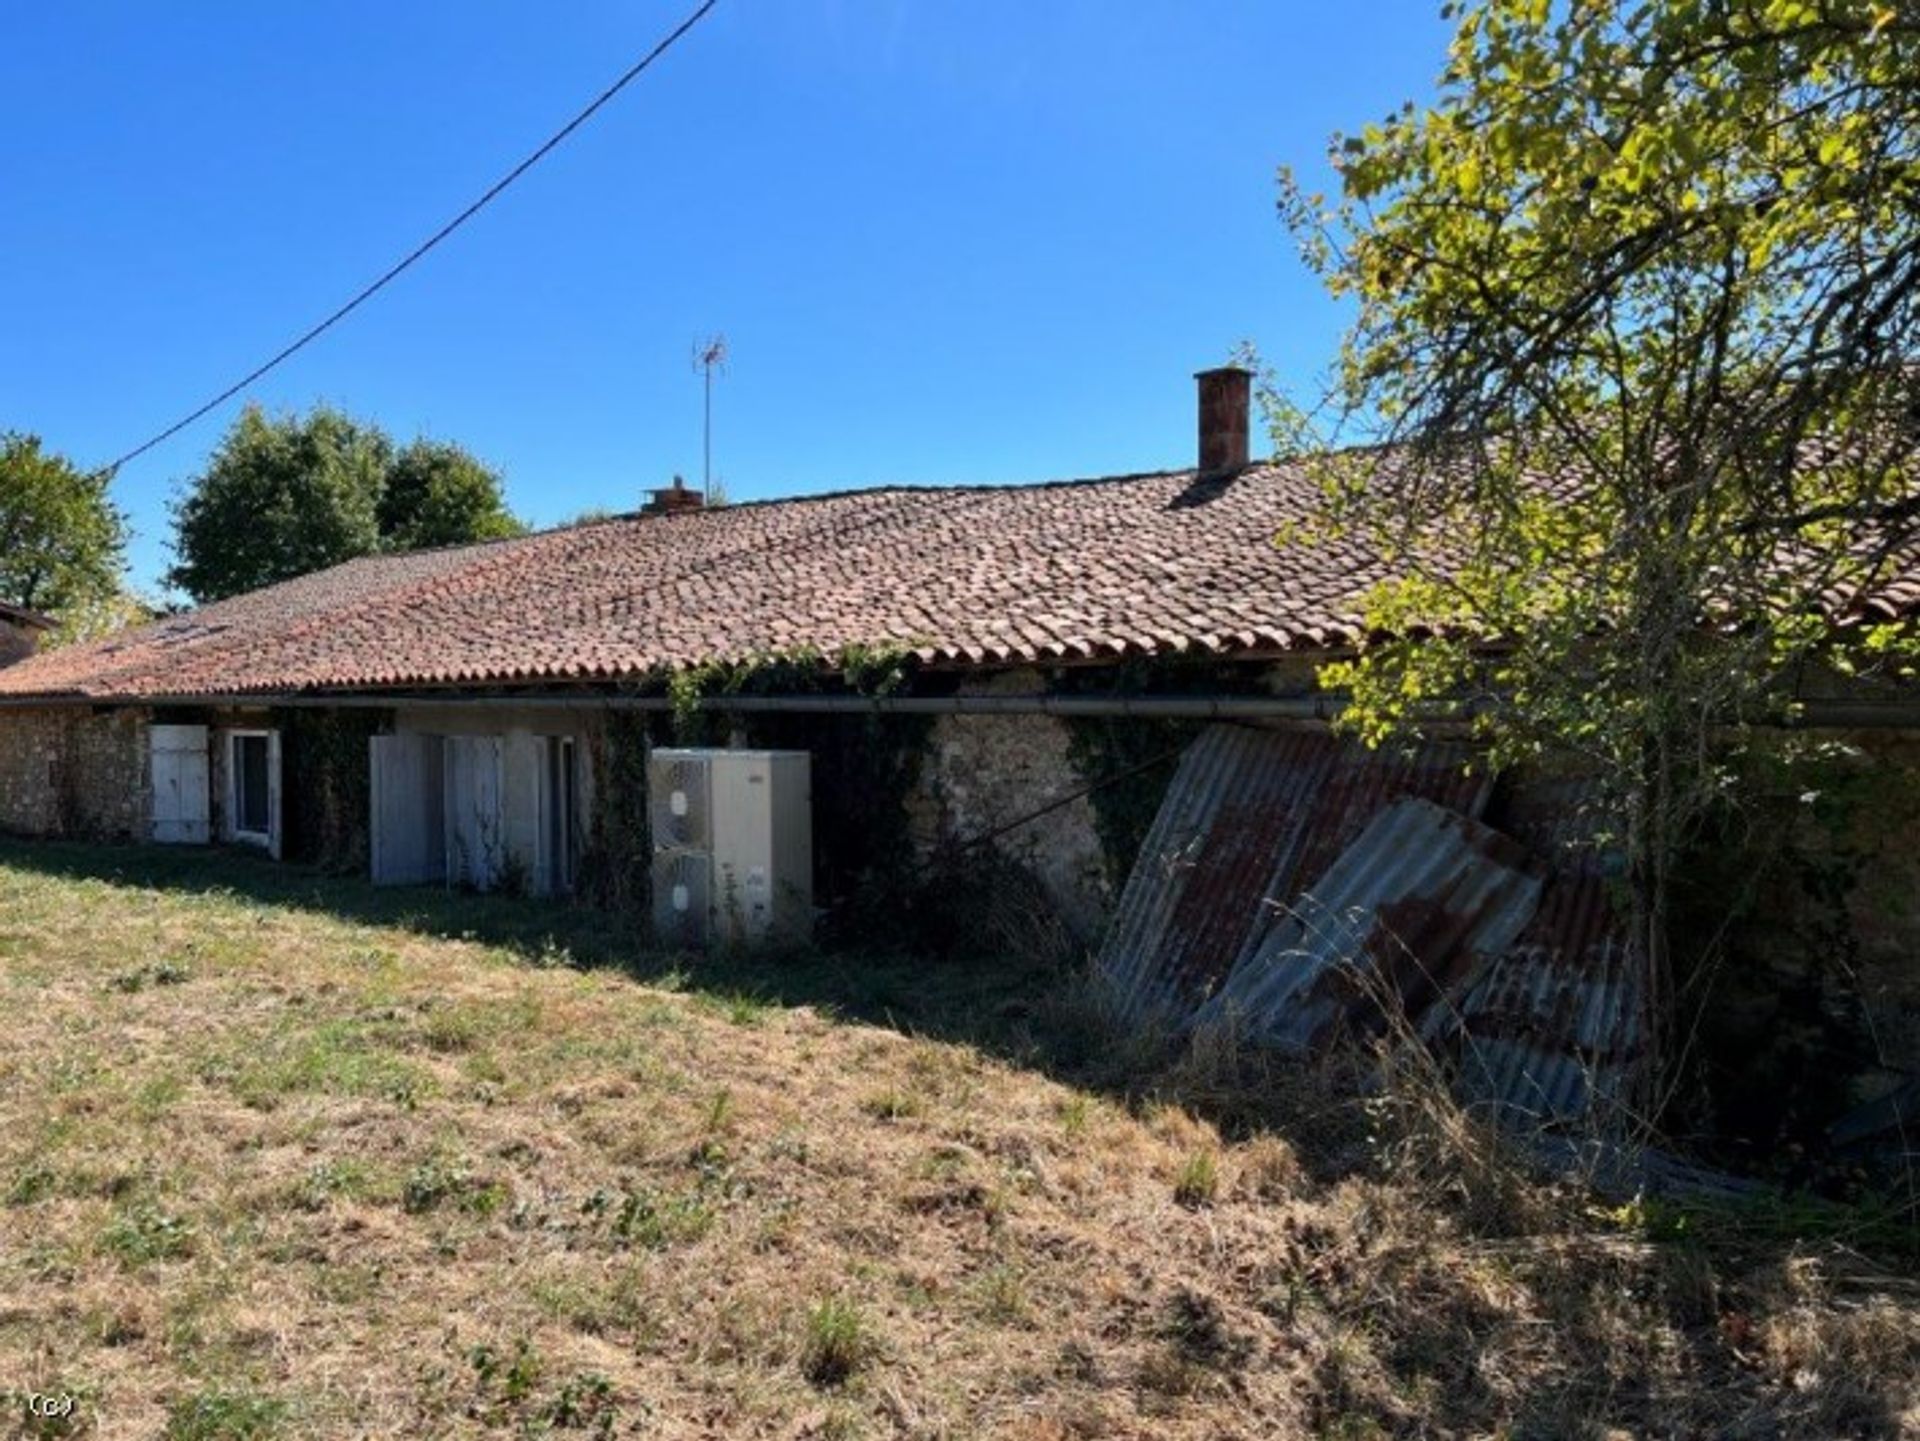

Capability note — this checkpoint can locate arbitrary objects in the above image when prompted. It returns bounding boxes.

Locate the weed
[973,1263,1029,1325]
[469,1338,542,1407]
[7,1163,55,1207]
[800,1295,872,1387]
[1057,1093,1091,1137]
[595,1185,714,1250]
[5,1384,94,1439]
[544,1372,618,1437]
[108,959,191,993]
[163,1387,285,1440]
[101,1203,193,1266]
[289,1158,372,1212]
[1174,1149,1219,1208]
[861,1087,925,1122]
[402,1159,507,1217]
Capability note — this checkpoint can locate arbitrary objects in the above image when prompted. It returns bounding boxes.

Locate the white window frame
[226,729,275,847]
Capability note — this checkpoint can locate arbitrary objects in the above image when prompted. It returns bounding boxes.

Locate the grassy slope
[0,842,1914,1440]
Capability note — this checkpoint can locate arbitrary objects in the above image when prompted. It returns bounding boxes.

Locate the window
[228,731,272,843]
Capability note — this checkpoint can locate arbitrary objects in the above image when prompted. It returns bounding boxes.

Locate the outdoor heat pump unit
[649,748,813,949]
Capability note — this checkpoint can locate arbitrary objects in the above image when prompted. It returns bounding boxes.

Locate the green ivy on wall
[576,709,665,916]
[272,707,389,871]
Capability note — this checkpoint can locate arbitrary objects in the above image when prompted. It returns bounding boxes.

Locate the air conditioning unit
[649,748,813,948]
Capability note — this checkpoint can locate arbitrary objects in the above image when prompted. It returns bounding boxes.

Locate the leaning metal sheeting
[1195,796,1544,1052]
[1094,725,1492,1027]
[1451,776,1652,1127]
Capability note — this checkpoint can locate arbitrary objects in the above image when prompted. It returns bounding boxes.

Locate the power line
[97,0,721,477]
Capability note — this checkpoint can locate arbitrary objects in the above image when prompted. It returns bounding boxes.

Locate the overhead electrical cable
[96,0,721,476]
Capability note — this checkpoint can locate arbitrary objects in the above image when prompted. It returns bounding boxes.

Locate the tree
[0,431,128,623]
[169,405,388,602]
[378,439,524,552]
[1278,0,1920,1098]
[169,405,522,602]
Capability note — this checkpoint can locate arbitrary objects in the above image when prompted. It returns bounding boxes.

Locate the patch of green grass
[800,1294,873,1388]
[289,1158,379,1212]
[1174,1149,1219,1209]
[401,1158,507,1217]
[1057,1093,1091,1136]
[583,1185,715,1251]
[860,1087,925,1122]
[697,989,775,1026]
[225,1021,431,1110]
[108,959,192,994]
[163,1387,286,1440]
[101,1203,193,1266]
[972,1262,1030,1325]
[6,1163,56,1207]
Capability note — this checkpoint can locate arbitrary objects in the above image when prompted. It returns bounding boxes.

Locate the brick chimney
[643,474,704,516]
[1195,366,1252,477]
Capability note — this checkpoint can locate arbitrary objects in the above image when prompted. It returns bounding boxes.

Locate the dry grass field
[0,840,1914,1439]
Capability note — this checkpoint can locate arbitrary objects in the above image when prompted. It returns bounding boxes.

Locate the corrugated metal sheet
[1453,777,1651,1127]
[1095,725,1493,1024]
[1096,733,1654,1129]
[1195,797,1543,1052]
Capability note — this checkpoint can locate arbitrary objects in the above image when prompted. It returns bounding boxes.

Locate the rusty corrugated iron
[1096,734,1653,1129]
[1094,725,1493,1025]
[1453,776,1652,1126]
[1195,797,1543,1052]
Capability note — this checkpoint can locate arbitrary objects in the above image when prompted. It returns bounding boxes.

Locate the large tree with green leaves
[378,438,525,552]
[0,431,128,624]
[1280,0,1920,1094]
[169,405,522,602]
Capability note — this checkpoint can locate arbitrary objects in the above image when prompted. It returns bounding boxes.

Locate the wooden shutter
[150,725,210,844]
[444,736,505,890]
[370,733,446,885]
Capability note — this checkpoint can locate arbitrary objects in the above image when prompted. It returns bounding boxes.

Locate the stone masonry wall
[904,669,1111,942]
[0,706,149,840]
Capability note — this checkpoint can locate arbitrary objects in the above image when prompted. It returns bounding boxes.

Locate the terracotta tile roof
[1,460,1913,702]
[2,464,1385,700]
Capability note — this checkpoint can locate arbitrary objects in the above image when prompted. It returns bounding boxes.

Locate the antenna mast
[693,335,728,504]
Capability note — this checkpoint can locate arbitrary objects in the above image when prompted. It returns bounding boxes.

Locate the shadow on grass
[0,837,1070,1066]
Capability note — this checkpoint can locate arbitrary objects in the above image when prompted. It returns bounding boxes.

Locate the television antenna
[693,335,728,503]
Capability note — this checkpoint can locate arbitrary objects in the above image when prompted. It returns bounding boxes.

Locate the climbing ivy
[1056,657,1282,885]
[271,707,389,871]
[576,709,663,916]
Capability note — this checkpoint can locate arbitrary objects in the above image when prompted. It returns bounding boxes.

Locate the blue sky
[2,2,1450,596]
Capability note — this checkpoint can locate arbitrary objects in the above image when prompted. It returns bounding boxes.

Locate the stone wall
[904,670,1112,942]
[0,705,149,840]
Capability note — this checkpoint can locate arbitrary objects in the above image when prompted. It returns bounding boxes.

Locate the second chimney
[1195,366,1251,476]
[643,474,705,516]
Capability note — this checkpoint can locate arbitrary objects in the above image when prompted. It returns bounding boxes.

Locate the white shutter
[370,733,446,885]
[444,736,505,891]
[150,725,210,844]
[266,730,284,860]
